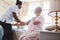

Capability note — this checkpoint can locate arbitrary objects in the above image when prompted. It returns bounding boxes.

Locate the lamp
[48,0,60,32]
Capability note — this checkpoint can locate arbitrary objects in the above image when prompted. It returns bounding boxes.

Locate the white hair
[35,7,42,12]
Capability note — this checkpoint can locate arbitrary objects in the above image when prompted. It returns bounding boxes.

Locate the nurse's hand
[20,22,26,26]
[17,21,26,26]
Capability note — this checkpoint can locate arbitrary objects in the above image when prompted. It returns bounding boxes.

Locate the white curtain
[18,2,29,21]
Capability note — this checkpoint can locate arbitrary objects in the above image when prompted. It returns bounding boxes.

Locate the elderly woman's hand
[33,21,41,25]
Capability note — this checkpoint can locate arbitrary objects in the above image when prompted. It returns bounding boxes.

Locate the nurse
[0,0,25,40]
[18,7,44,40]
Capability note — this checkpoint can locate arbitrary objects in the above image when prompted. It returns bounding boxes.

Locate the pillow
[45,25,56,31]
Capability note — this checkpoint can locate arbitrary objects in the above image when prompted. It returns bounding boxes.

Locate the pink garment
[19,32,40,40]
[19,16,44,40]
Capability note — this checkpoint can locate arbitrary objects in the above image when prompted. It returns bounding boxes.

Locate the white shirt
[0,5,20,23]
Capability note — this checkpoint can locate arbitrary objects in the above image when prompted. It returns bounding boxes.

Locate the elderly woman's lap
[19,31,40,40]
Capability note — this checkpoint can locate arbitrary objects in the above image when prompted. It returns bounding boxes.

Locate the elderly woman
[18,7,44,40]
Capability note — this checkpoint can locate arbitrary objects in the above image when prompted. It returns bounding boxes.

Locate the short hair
[16,0,22,5]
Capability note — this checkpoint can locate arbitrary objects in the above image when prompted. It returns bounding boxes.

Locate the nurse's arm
[12,12,21,22]
[12,23,26,26]
[12,24,22,26]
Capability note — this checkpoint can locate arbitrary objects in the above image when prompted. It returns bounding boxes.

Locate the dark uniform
[0,21,13,40]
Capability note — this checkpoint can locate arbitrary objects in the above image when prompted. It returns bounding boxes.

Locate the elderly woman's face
[35,8,41,15]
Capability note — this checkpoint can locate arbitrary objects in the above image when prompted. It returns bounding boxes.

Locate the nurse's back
[0,5,19,23]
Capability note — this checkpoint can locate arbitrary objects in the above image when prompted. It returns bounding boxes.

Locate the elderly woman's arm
[33,21,41,25]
